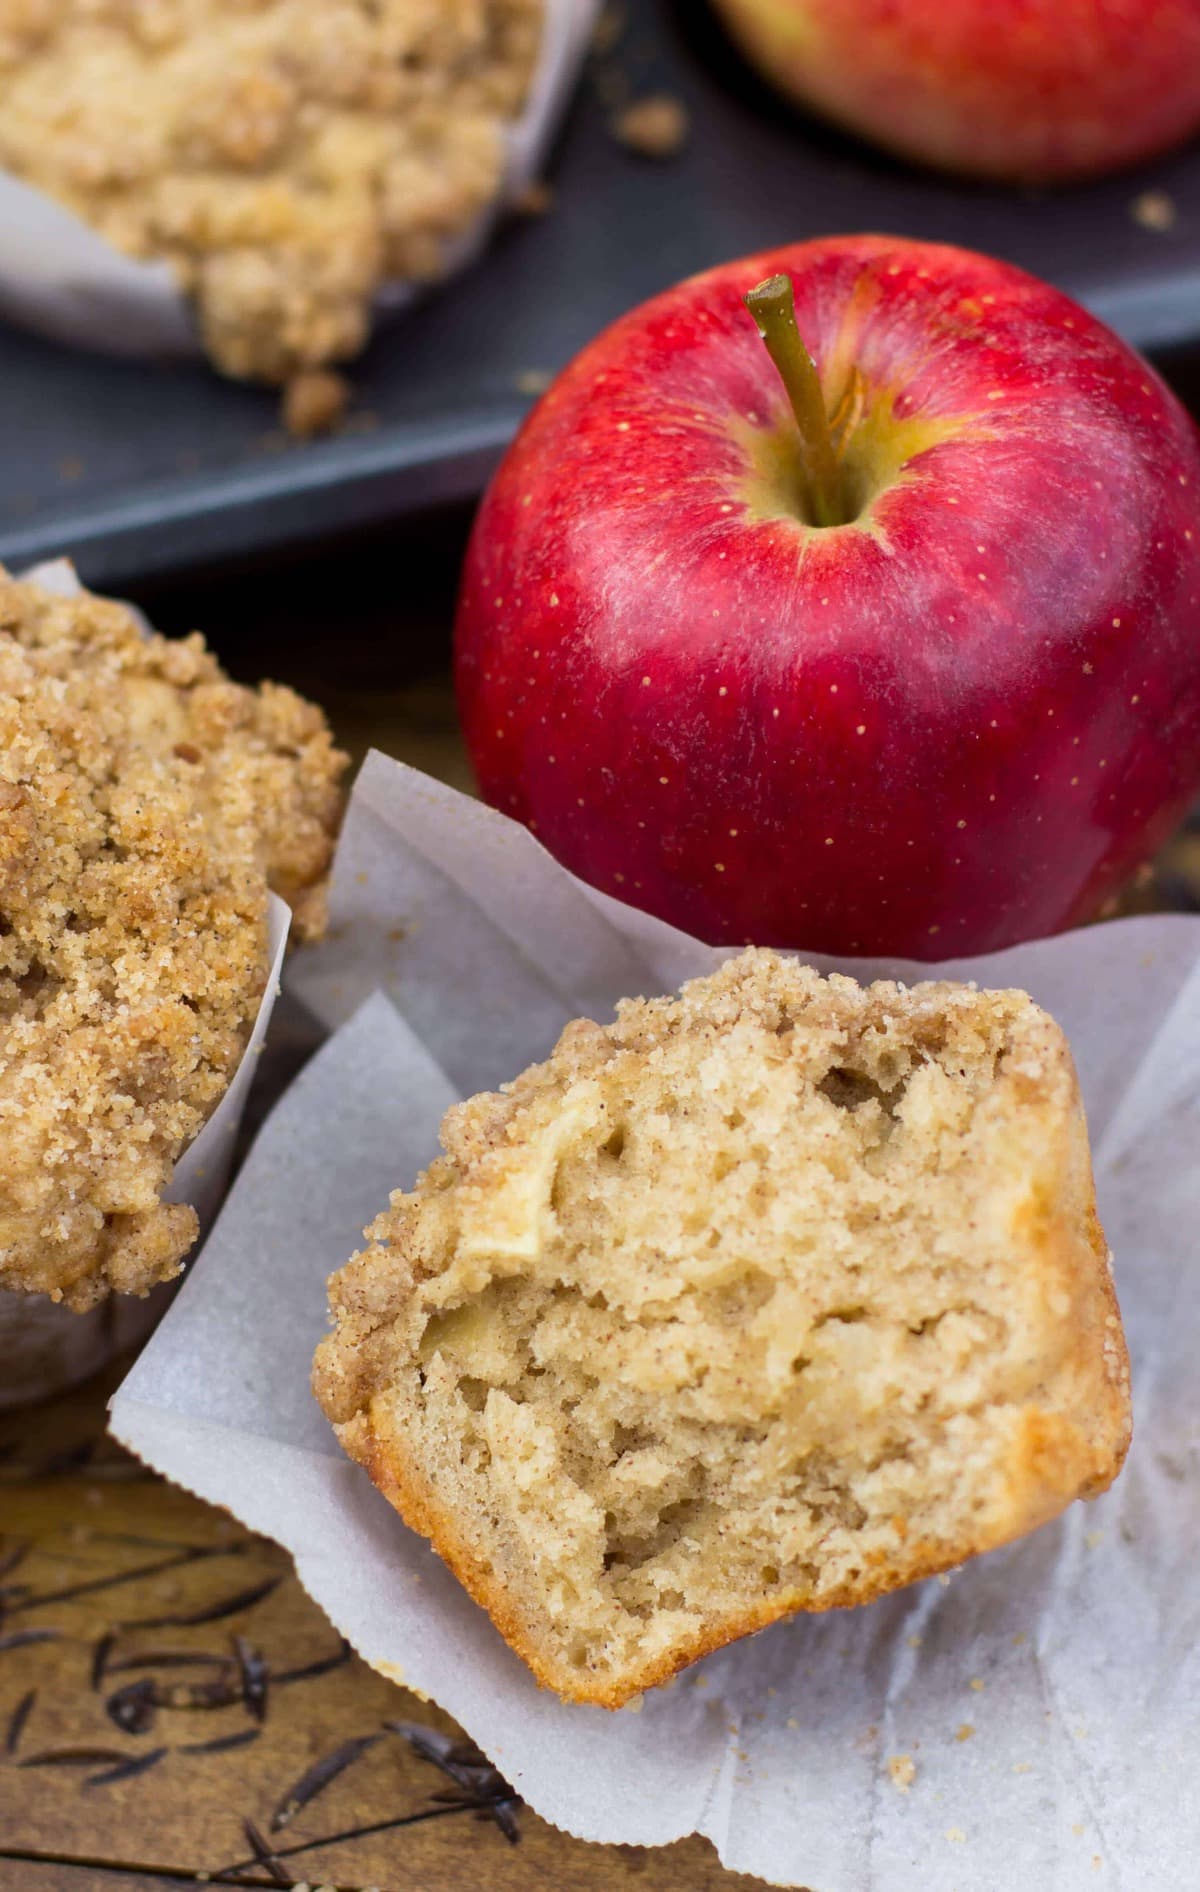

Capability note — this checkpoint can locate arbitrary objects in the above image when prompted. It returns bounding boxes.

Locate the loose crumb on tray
[1131,189,1177,233]
[0,568,346,1309]
[612,94,689,160]
[283,368,351,440]
[0,1,543,385]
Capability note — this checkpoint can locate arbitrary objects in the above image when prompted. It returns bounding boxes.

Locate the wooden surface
[0,1379,760,1891]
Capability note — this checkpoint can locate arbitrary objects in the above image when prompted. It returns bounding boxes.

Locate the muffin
[0,1,543,390]
[0,566,345,1317]
[315,948,1131,1708]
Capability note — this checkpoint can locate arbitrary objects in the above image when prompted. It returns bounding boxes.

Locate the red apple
[710,0,1200,183]
[455,235,1200,959]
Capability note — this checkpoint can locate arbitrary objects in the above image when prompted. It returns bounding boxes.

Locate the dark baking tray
[1,0,1197,591]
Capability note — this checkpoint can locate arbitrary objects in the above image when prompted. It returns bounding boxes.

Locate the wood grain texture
[0,1382,763,1891]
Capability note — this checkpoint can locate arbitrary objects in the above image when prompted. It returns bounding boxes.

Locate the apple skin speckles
[455,235,1200,960]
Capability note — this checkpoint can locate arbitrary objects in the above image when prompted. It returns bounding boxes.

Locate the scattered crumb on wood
[516,368,554,397]
[612,94,689,161]
[1131,189,1177,233]
[887,1753,916,1792]
[283,370,350,440]
[512,179,555,217]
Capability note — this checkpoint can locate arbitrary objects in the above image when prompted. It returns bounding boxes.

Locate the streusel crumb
[0,1,542,382]
[0,569,345,1309]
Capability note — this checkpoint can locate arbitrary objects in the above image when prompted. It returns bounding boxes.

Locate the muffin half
[315,948,1131,1707]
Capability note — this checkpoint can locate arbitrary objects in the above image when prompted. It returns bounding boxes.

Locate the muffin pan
[0,0,1195,590]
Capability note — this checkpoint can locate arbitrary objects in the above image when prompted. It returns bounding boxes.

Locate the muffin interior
[317,953,1130,1705]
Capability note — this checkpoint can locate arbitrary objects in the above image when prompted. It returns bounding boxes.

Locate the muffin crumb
[284,369,350,440]
[1131,189,1177,232]
[612,94,689,160]
[888,1754,917,1792]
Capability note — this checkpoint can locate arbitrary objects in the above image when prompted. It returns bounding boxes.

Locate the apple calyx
[743,274,850,529]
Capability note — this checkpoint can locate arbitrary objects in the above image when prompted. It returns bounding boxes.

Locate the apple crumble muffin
[0,568,345,1310]
[0,1,542,384]
[315,949,1131,1706]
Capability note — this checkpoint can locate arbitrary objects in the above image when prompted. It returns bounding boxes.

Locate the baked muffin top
[0,568,345,1308]
[0,1,542,383]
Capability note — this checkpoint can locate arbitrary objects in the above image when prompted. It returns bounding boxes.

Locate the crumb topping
[0,569,345,1308]
[0,1,543,382]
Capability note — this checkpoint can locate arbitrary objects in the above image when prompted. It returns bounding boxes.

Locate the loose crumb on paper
[887,1753,917,1793]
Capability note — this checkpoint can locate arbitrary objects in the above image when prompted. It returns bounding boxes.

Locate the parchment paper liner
[0,0,599,360]
[110,752,1200,1890]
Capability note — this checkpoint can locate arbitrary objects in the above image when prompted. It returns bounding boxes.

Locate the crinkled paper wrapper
[0,0,598,359]
[111,752,1200,1890]
[0,562,291,1410]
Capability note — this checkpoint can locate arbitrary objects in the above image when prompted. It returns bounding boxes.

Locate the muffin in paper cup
[0,0,599,375]
[0,562,343,1407]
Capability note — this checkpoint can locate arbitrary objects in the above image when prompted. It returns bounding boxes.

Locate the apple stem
[743,274,844,529]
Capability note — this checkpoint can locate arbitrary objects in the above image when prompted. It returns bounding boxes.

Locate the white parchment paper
[0,561,291,1408]
[0,0,598,360]
[111,753,1200,1889]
